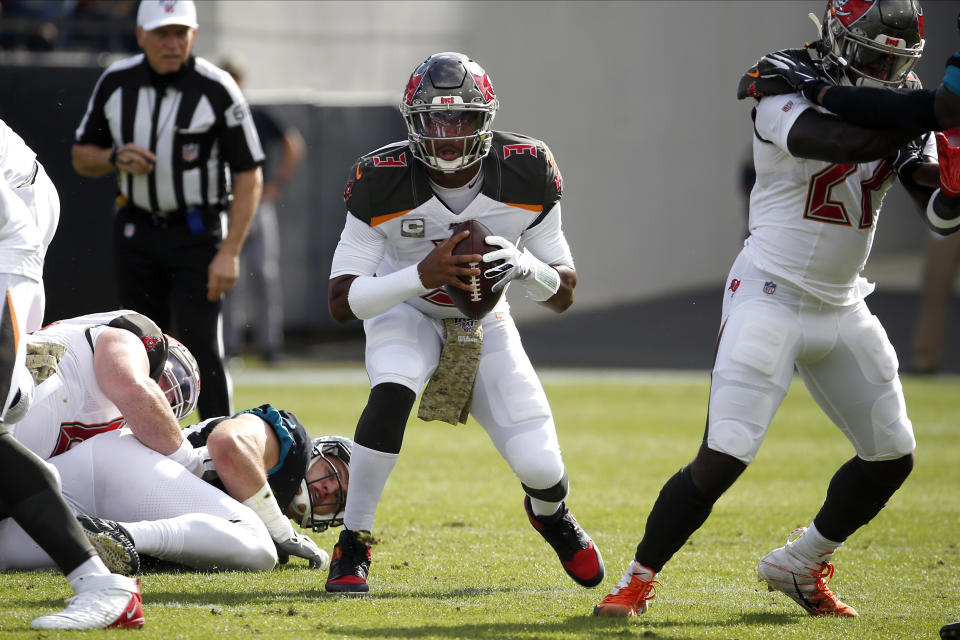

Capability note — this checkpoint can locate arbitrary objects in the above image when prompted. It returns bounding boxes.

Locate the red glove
[936,128,960,198]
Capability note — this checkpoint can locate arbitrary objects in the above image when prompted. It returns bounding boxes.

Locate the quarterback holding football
[325,51,602,594]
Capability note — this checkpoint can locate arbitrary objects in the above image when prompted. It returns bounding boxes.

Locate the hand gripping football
[444,219,504,319]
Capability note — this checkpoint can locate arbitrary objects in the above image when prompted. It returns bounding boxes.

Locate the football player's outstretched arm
[93,328,185,456]
[786,110,926,164]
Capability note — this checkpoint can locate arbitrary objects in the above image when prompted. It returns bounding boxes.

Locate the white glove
[275,532,330,570]
[483,235,560,301]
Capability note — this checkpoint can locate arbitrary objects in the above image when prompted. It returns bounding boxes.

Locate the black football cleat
[524,496,604,587]
[942,622,960,639]
[77,514,140,575]
[325,529,371,593]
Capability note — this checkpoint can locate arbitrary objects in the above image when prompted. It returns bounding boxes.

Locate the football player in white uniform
[10,310,202,470]
[596,0,957,619]
[325,52,603,593]
[0,125,142,629]
[0,407,350,573]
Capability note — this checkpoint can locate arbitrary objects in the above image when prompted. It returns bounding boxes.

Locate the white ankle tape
[242,482,294,542]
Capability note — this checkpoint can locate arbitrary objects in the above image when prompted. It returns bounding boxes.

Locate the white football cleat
[756,529,857,617]
[30,574,144,630]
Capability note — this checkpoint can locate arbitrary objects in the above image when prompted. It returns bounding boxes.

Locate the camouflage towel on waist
[417,318,483,425]
[25,340,67,385]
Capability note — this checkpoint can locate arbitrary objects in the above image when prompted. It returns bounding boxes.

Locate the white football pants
[0,429,276,571]
[363,302,565,490]
[708,250,916,465]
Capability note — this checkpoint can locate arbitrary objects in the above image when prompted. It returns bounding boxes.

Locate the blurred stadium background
[1,0,958,371]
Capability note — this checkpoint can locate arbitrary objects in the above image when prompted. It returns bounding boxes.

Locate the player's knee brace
[522,470,569,503]
[814,454,913,543]
[353,383,416,454]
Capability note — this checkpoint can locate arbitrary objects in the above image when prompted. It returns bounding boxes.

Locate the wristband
[242,481,295,542]
[926,189,960,233]
[108,147,118,167]
[800,80,830,105]
[346,264,424,320]
[517,252,561,302]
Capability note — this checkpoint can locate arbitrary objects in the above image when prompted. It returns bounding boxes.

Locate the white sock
[529,498,563,517]
[66,557,111,592]
[792,522,841,564]
[342,443,398,532]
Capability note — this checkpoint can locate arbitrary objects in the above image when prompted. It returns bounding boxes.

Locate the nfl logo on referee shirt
[763,281,777,295]
[182,143,199,163]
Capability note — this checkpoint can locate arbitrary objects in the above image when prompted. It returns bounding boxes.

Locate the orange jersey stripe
[370,210,411,226]
[505,203,542,213]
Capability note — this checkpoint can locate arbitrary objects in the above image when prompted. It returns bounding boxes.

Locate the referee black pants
[113,208,232,419]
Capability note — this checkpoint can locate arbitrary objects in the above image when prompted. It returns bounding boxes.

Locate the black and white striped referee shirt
[75,54,264,214]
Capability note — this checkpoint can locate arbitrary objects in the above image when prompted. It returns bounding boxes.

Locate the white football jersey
[0,118,38,190]
[8,311,151,458]
[330,133,574,320]
[745,93,936,305]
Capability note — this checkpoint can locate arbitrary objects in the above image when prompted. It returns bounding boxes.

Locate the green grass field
[1,368,957,639]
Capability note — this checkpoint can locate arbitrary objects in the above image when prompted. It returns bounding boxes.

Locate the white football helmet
[288,436,351,532]
[158,335,200,420]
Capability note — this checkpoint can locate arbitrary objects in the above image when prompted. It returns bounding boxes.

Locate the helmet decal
[402,70,426,106]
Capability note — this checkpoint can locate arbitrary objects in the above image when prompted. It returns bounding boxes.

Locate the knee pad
[501,428,563,489]
[864,390,915,459]
[522,470,569,503]
[707,378,781,464]
[845,313,898,385]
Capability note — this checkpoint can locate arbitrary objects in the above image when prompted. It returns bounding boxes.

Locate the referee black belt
[14,160,38,189]
[123,204,216,227]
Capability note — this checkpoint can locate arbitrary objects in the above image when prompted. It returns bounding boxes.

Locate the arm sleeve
[329,212,387,278]
[820,86,939,132]
[520,204,574,270]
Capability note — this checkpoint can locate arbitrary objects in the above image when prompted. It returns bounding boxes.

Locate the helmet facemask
[399,52,498,173]
[820,0,923,87]
[158,336,200,420]
[287,436,351,532]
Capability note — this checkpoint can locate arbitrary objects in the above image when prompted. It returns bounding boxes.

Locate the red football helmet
[399,52,498,173]
[819,0,924,87]
[158,335,200,420]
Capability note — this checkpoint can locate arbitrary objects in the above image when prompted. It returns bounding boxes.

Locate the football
[444,219,504,320]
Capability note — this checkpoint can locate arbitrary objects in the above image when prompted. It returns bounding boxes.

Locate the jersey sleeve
[217,73,264,172]
[521,203,574,270]
[754,93,814,152]
[329,212,387,278]
[74,69,115,148]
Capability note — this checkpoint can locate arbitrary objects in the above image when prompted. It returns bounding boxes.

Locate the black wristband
[800,80,829,104]
[109,147,118,167]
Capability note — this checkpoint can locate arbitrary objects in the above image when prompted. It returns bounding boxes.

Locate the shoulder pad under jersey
[483,131,563,227]
[344,141,433,226]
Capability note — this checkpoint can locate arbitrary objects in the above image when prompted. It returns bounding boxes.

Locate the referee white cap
[137,0,198,31]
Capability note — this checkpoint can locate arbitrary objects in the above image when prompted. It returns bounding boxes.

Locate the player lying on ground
[0,405,350,572]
